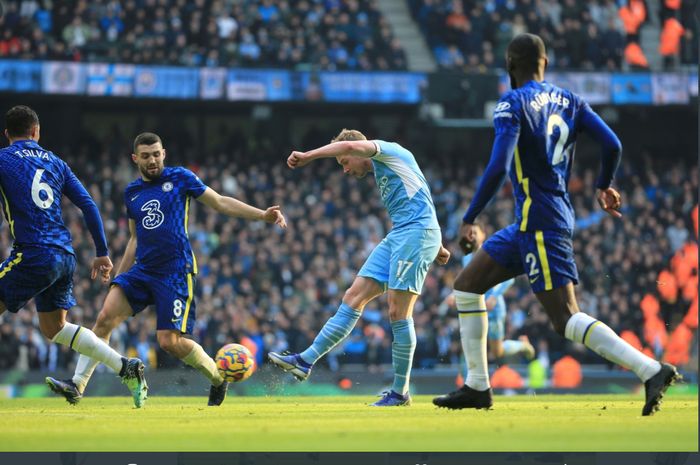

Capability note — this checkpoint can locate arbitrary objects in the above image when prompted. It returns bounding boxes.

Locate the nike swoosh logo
[131,194,140,201]
[529,276,539,284]
[171,317,182,323]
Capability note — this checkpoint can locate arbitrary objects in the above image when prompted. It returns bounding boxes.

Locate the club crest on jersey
[162,182,173,192]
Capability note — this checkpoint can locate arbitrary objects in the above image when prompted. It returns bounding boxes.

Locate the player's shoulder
[374,140,413,159]
[125,178,142,194]
[167,165,196,179]
[541,81,585,109]
[493,89,524,117]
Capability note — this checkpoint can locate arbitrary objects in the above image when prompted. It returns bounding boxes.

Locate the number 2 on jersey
[547,114,570,166]
[31,169,54,209]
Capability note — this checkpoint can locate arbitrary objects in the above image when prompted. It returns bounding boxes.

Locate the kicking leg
[536,283,680,416]
[269,276,384,380]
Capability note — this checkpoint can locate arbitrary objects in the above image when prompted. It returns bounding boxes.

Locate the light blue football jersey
[371,140,440,230]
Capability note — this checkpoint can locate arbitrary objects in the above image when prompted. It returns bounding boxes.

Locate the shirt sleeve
[462,131,519,224]
[182,168,207,198]
[578,102,622,189]
[62,163,109,257]
[493,92,521,136]
[123,190,134,219]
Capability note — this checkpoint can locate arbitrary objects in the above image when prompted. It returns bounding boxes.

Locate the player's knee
[157,332,179,353]
[551,317,568,337]
[453,271,478,293]
[93,312,116,337]
[39,320,63,340]
[342,287,365,309]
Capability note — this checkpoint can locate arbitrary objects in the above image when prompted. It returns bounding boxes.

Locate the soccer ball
[215,343,255,383]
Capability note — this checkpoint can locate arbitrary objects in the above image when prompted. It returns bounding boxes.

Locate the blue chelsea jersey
[125,166,207,274]
[371,140,440,230]
[0,140,85,254]
[494,80,589,233]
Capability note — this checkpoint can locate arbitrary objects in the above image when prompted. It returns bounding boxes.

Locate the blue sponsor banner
[317,72,426,103]
[0,60,42,93]
[134,66,199,99]
[611,73,652,104]
[87,63,135,96]
[226,69,293,101]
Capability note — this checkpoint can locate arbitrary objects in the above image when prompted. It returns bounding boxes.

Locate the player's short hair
[507,33,546,74]
[5,105,39,138]
[133,132,162,153]
[331,129,367,143]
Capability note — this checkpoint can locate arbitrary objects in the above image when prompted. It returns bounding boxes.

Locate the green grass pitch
[0,394,696,452]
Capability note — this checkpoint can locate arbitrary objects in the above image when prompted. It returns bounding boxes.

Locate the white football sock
[52,323,123,375]
[182,341,224,386]
[565,312,661,382]
[455,290,489,391]
[72,347,103,393]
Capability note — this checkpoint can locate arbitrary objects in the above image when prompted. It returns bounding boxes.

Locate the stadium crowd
[0,125,696,377]
[409,0,698,71]
[0,0,408,70]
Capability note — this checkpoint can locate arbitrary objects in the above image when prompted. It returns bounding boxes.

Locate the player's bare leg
[371,289,418,407]
[156,329,226,406]
[269,276,384,381]
[433,249,518,409]
[536,282,680,416]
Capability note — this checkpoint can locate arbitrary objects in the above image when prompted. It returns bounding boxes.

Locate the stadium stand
[407,0,697,71]
[0,0,408,70]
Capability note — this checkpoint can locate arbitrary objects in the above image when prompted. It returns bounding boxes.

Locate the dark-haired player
[432,34,678,416]
[0,105,147,407]
[46,132,287,406]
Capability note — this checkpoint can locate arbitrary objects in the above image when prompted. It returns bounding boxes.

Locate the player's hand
[287,151,312,169]
[434,245,451,265]
[596,187,622,218]
[458,223,479,254]
[91,255,113,284]
[486,296,497,310]
[262,205,287,228]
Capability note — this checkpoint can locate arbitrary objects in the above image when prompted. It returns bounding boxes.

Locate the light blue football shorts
[358,228,442,294]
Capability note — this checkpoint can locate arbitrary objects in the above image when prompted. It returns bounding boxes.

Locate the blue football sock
[390,318,416,395]
[300,303,361,364]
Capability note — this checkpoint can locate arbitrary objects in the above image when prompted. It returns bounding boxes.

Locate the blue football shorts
[112,265,197,334]
[0,246,77,312]
[482,224,579,293]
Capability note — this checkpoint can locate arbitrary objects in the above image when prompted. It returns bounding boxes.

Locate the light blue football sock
[390,318,416,395]
[300,303,361,365]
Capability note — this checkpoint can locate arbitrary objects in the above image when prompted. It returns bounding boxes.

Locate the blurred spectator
[1,0,407,71]
[408,0,657,71]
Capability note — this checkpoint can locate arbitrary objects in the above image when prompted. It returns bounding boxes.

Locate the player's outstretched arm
[287,140,377,169]
[114,219,138,277]
[196,187,287,228]
[63,165,112,282]
[459,133,518,252]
